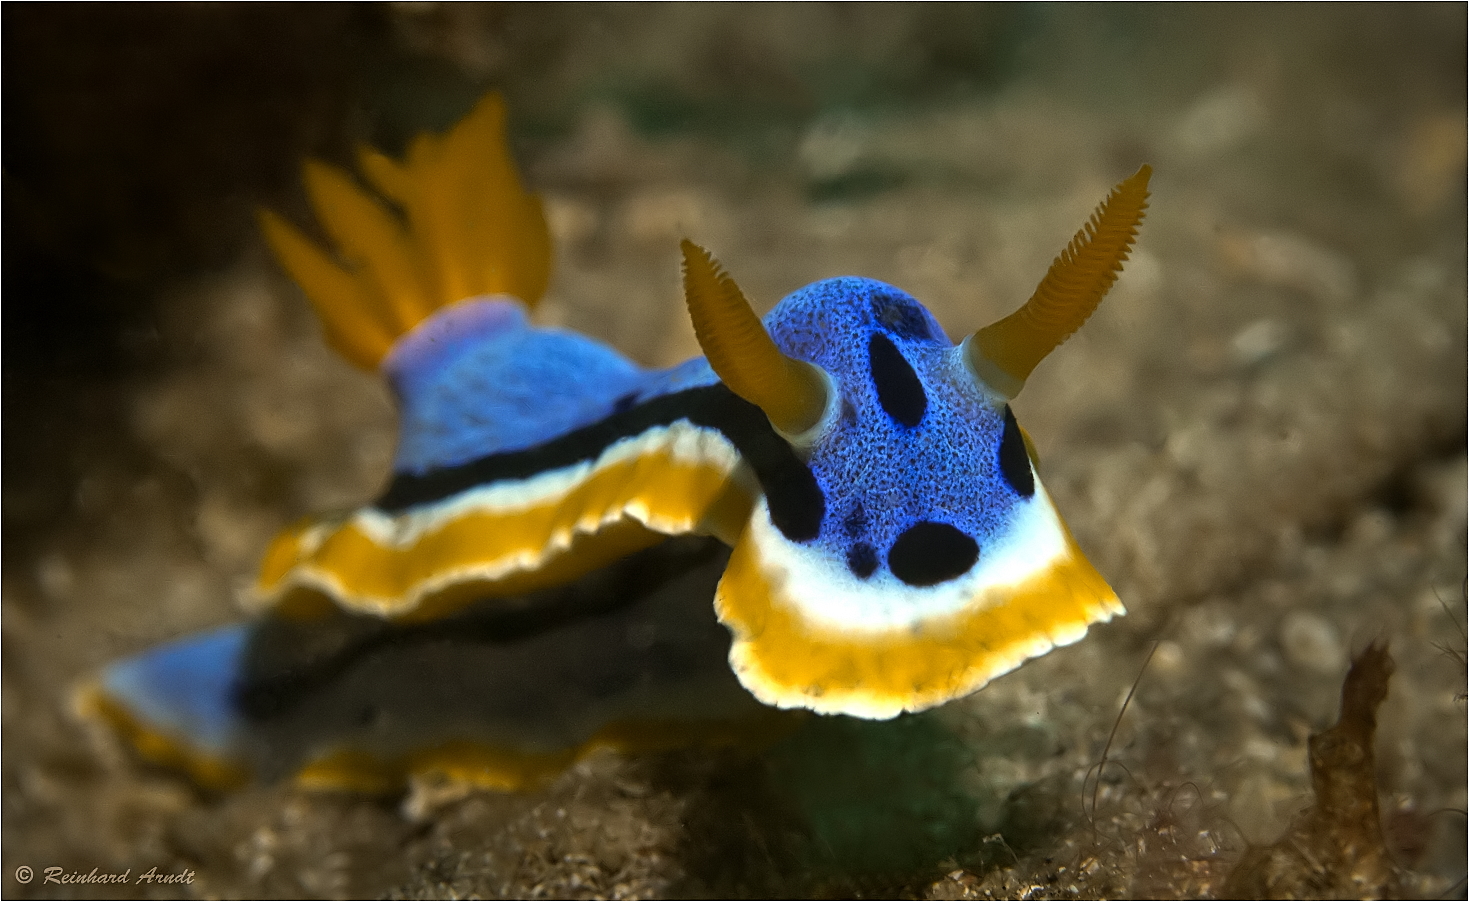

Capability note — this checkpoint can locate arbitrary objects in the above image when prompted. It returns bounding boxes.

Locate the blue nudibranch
[80,94,1149,791]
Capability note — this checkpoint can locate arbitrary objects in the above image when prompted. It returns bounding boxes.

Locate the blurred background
[4,5,1464,898]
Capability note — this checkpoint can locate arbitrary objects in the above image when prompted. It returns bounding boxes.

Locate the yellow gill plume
[680,240,830,439]
[258,93,552,370]
[966,165,1151,399]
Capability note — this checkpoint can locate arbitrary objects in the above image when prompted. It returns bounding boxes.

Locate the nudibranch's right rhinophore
[79,92,1149,790]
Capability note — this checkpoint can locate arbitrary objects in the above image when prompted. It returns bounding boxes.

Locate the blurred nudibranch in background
[77,93,1150,791]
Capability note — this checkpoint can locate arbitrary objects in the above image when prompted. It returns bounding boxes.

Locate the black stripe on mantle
[374,384,825,542]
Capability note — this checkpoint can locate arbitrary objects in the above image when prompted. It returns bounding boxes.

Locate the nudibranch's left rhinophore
[79,92,1149,789]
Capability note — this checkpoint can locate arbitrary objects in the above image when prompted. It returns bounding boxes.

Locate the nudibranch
[79,93,1149,789]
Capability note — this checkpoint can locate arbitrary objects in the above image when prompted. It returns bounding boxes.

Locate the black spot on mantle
[998,405,1034,498]
[888,522,979,587]
[868,333,926,429]
[846,542,879,579]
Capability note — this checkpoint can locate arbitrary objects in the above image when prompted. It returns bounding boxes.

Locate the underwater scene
[4,5,1465,899]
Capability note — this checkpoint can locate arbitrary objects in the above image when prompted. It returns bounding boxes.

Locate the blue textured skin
[764,278,1020,582]
[385,281,1022,586]
[385,299,721,476]
[101,624,250,757]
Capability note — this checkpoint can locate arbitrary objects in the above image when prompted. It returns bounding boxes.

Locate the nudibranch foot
[81,539,796,792]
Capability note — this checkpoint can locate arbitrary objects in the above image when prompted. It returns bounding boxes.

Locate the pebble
[798,111,873,181]
[1149,639,1186,678]
[1174,85,1266,156]
[1219,228,1358,305]
[194,492,279,575]
[1279,611,1347,675]
[35,551,75,601]
[1229,769,1298,845]
[1393,112,1466,218]
[542,194,600,249]
[618,188,727,246]
[1415,455,1467,529]
[1230,318,1290,367]
[1179,602,1237,650]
